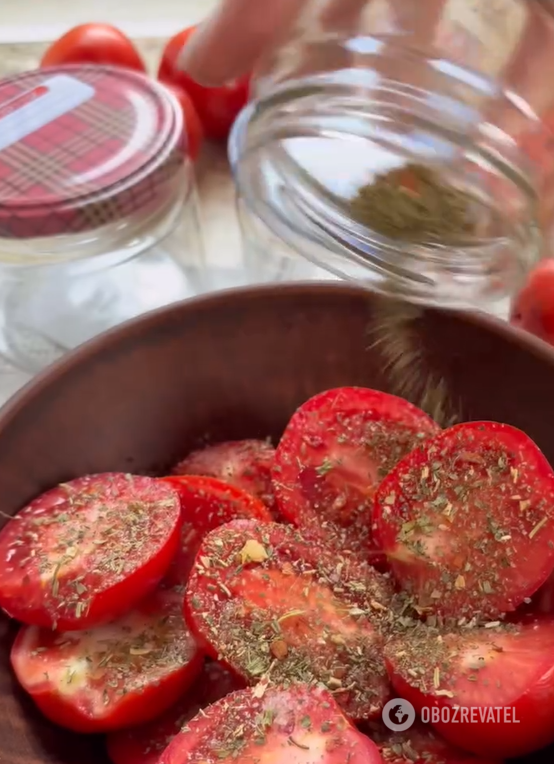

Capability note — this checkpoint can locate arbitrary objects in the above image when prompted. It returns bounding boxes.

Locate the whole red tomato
[161,83,204,161]
[41,24,145,71]
[158,28,250,142]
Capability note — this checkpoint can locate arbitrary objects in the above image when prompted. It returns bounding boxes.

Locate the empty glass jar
[230,0,554,315]
[0,65,206,375]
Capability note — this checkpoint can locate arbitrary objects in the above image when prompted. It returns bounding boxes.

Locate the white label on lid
[0,74,95,153]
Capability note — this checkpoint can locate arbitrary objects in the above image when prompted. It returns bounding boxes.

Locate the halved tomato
[11,585,202,733]
[161,475,272,585]
[172,439,277,515]
[368,720,502,764]
[0,473,182,629]
[107,660,243,764]
[273,387,439,561]
[158,684,383,764]
[384,618,554,758]
[373,421,554,619]
[185,519,394,721]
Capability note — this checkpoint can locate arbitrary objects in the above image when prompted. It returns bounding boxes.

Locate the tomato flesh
[368,721,502,764]
[161,475,272,585]
[158,684,383,764]
[40,24,145,70]
[373,421,554,619]
[0,473,182,629]
[11,585,202,733]
[172,438,277,514]
[106,660,243,764]
[384,618,554,758]
[273,387,439,561]
[158,27,249,141]
[185,519,394,721]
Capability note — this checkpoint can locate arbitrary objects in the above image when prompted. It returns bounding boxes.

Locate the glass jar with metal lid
[229,0,554,316]
[0,65,206,376]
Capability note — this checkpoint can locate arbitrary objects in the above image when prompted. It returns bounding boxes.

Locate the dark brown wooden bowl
[1,282,553,764]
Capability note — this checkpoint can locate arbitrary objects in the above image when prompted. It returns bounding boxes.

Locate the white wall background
[0,0,218,41]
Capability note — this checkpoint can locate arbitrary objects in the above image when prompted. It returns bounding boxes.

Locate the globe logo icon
[382,698,416,732]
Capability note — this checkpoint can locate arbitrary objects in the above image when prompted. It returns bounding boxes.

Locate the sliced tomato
[10,585,202,733]
[106,660,243,764]
[368,720,502,764]
[273,387,439,562]
[161,475,272,585]
[384,618,554,758]
[40,24,145,71]
[373,421,554,619]
[172,439,277,515]
[158,684,383,764]
[185,518,394,721]
[0,473,182,629]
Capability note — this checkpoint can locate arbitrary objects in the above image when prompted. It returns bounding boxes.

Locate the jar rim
[230,37,544,307]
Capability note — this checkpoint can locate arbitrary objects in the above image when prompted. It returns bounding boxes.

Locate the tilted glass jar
[229,0,554,316]
[0,65,206,376]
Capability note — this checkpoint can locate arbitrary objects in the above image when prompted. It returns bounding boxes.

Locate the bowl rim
[0,281,553,433]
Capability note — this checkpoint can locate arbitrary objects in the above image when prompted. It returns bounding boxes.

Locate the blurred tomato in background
[511,259,554,344]
[41,24,146,71]
[158,27,250,142]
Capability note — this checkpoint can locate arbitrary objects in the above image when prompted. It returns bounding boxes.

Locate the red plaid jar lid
[0,66,186,239]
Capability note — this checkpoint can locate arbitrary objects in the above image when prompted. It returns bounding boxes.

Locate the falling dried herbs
[368,295,460,428]
[349,163,477,242]
[352,163,470,426]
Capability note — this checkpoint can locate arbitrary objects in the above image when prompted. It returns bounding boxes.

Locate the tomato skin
[273,386,439,562]
[10,586,202,733]
[106,661,244,764]
[373,421,554,619]
[185,518,394,721]
[157,28,250,141]
[160,475,272,585]
[172,438,278,515]
[0,473,182,630]
[510,259,554,344]
[158,684,383,764]
[159,83,204,162]
[40,24,145,71]
[384,618,554,759]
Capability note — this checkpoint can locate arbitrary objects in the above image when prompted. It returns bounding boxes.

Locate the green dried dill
[349,163,476,242]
